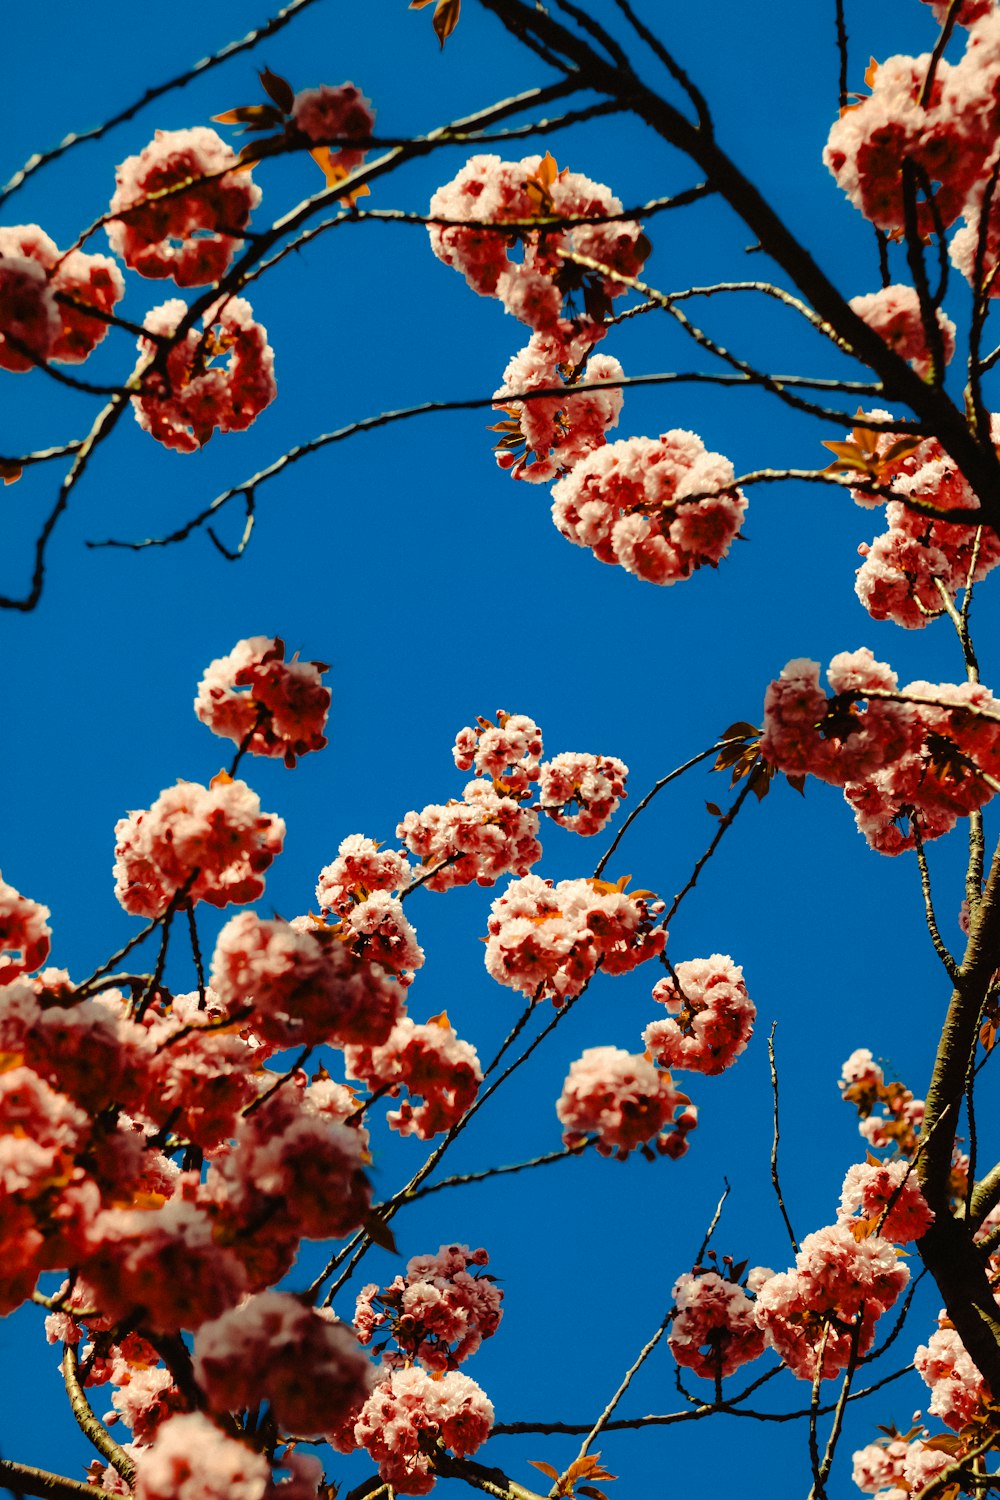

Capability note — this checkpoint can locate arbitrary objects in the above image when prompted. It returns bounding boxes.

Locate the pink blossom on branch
[353,1366,494,1495]
[838,1158,934,1243]
[550,430,747,586]
[0,875,51,981]
[556,1045,697,1159]
[316,834,413,913]
[354,1243,502,1372]
[131,296,276,453]
[195,636,330,767]
[291,84,374,171]
[538,751,628,835]
[484,873,666,1002]
[344,1013,482,1139]
[848,285,956,379]
[668,1270,767,1379]
[753,1223,909,1381]
[492,332,624,483]
[194,1292,375,1438]
[133,1412,269,1500]
[428,153,648,343]
[107,128,261,286]
[113,778,285,917]
[644,955,755,1076]
[0,225,124,365]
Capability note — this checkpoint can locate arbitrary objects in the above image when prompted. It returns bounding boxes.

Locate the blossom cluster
[824,21,1000,240]
[107,128,261,286]
[753,1224,909,1380]
[846,417,1000,630]
[354,1243,503,1372]
[428,153,648,344]
[131,296,276,453]
[550,430,747,586]
[668,1268,767,1379]
[761,649,1000,854]
[0,223,124,371]
[556,1045,697,1159]
[484,872,666,1003]
[644,956,755,1076]
[195,636,331,767]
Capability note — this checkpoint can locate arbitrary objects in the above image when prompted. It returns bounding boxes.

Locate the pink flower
[131,297,276,453]
[195,637,330,767]
[429,154,647,344]
[644,956,754,1076]
[316,835,412,913]
[485,873,666,1002]
[113,778,285,917]
[493,333,623,483]
[345,1014,482,1139]
[539,752,628,835]
[134,1413,269,1500]
[556,1045,696,1159]
[354,1367,494,1495]
[210,911,404,1047]
[354,1244,502,1372]
[848,285,956,378]
[0,254,59,372]
[754,1224,908,1380]
[108,128,261,286]
[194,1293,375,1437]
[398,780,542,891]
[292,84,374,171]
[0,875,51,981]
[838,1159,934,1243]
[669,1271,766,1379]
[915,1319,989,1429]
[0,225,124,365]
[550,430,746,585]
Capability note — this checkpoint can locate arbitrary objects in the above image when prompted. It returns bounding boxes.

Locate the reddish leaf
[528,1461,561,1481]
[259,66,295,113]
[432,0,462,45]
[705,801,722,817]
[0,459,22,485]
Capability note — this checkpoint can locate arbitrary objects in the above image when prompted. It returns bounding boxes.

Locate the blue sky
[1,1,995,1496]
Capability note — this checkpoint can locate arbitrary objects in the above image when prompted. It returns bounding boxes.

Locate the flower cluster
[643,956,755,1076]
[114,777,285,916]
[352,1367,494,1495]
[354,1244,502,1372]
[668,1269,767,1379]
[452,710,543,789]
[194,1292,375,1437]
[316,835,413,912]
[849,419,1000,629]
[210,910,405,1048]
[344,1013,482,1139]
[0,875,51,981]
[838,1158,934,1244]
[107,128,261,286]
[492,332,624,482]
[556,1045,697,1159]
[428,153,647,344]
[131,296,276,452]
[762,651,1000,853]
[824,27,1000,236]
[485,873,666,1002]
[0,223,124,370]
[848,285,956,379]
[292,83,374,171]
[915,1317,992,1431]
[754,1224,909,1380]
[194,636,331,767]
[852,1433,951,1499]
[538,752,628,836]
[550,430,747,586]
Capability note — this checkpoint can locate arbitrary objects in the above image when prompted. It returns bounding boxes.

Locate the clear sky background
[1,1,994,1496]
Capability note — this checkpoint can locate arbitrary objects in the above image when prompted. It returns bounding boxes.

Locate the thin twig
[593,736,739,879]
[62,1347,135,1486]
[768,1024,798,1253]
[662,771,757,927]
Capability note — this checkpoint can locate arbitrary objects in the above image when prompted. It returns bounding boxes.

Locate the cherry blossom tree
[6,2,1000,1499]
